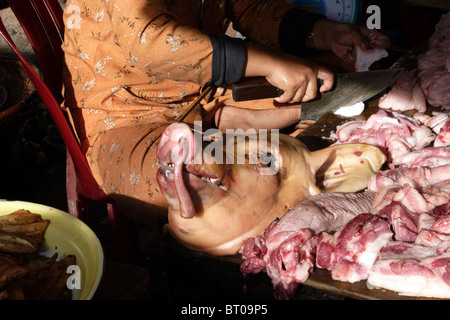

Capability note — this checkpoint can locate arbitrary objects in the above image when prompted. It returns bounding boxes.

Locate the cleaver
[231,68,403,120]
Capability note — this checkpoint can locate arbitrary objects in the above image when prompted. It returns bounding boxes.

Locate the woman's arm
[214,42,334,131]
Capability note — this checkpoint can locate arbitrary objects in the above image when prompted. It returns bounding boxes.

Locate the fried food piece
[17,253,76,300]
[0,210,76,300]
[40,255,76,300]
[0,220,50,237]
[0,285,25,300]
[0,267,28,290]
[0,210,50,254]
[0,252,23,265]
[0,209,50,239]
[0,210,41,224]
[0,253,28,290]
[0,233,40,254]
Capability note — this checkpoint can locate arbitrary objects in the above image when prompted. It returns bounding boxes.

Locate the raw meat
[420,70,450,109]
[434,120,450,147]
[368,164,450,192]
[354,46,388,72]
[316,213,392,283]
[415,229,450,247]
[417,11,450,110]
[377,202,420,242]
[416,213,450,246]
[378,69,427,113]
[413,111,450,135]
[367,185,450,299]
[366,156,450,249]
[413,112,450,147]
[240,169,450,298]
[333,110,435,165]
[418,48,447,71]
[367,241,450,298]
[378,12,450,112]
[369,164,450,216]
[428,11,450,50]
[239,191,376,299]
[394,146,450,168]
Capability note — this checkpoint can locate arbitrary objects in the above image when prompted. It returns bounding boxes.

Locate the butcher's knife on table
[231,69,403,120]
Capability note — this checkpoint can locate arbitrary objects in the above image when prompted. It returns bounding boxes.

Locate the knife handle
[232,77,283,102]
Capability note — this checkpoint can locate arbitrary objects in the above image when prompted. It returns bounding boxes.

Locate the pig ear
[314,143,386,193]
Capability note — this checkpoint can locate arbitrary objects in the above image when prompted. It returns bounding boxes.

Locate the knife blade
[232,68,403,120]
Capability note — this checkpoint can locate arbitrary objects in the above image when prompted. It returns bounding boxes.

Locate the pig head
[156,123,386,255]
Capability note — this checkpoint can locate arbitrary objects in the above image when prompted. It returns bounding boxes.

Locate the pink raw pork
[378,69,426,113]
[434,120,450,147]
[315,213,392,283]
[333,110,435,166]
[417,11,450,110]
[367,241,450,298]
[239,191,376,299]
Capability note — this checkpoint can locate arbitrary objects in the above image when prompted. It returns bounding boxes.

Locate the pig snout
[157,123,198,219]
[157,123,197,165]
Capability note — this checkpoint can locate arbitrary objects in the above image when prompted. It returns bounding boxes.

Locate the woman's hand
[312,19,391,65]
[244,43,334,104]
[266,54,334,104]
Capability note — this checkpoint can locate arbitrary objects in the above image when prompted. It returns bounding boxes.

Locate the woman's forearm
[215,106,302,131]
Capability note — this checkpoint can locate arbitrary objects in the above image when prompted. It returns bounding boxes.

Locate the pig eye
[258,152,275,167]
[244,152,276,168]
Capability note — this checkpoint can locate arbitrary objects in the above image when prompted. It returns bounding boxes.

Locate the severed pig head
[156,122,386,255]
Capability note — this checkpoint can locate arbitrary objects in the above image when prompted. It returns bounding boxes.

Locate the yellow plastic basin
[0,200,104,300]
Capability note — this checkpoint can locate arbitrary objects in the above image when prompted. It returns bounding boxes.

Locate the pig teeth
[211,179,228,191]
[210,178,220,184]
[200,177,228,191]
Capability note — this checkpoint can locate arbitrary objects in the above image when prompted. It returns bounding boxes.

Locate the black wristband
[279,8,325,56]
[209,35,247,86]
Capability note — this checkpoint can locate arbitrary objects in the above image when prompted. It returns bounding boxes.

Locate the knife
[232,68,403,120]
